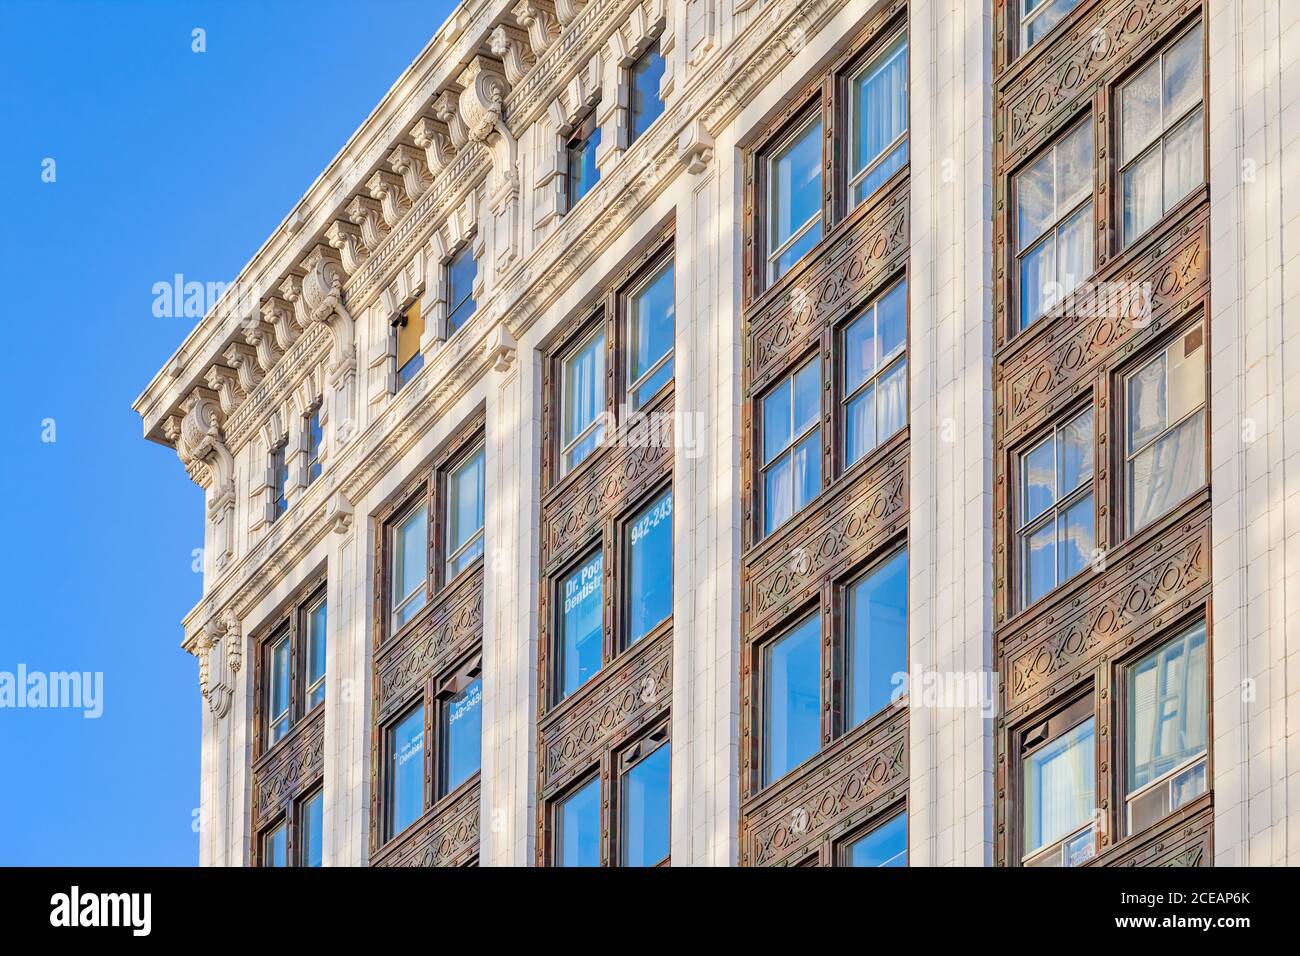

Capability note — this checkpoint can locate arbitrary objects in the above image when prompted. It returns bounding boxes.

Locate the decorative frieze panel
[539,629,672,796]
[1104,798,1212,867]
[251,707,325,822]
[375,567,484,722]
[744,445,908,635]
[740,710,907,867]
[747,184,908,394]
[372,781,481,868]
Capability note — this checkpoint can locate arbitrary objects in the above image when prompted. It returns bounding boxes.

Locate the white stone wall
[1208,0,1300,867]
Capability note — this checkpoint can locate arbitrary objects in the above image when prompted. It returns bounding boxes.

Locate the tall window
[1120,24,1204,247]
[1021,699,1095,867]
[628,42,665,143]
[762,616,821,787]
[304,406,323,486]
[438,670,482,798]
[260,584,327,750]
[558,550,604,701]
[386,704,426,839]
[626,490,672,647]
[566,113,601,209]
[765,114,823,283]
[446,444,485,579]
[269,442,289,522]
[560,329,606,475]
[619,735,670,866]
[1017,407,1094,608]
[846,549,908,729]
[1015,120,1093,329]
[844,811,907,867]
[848,31,908,207]
[1125,622,1207,834]
[761,358,821,536]
[262,821,287,867]
[390,501,428,632]
[556,776,601,866]
[1125,326,1205,534]
[394,297,425,389]
[626,260,675,409]
[299,789,324,867]
[842,279,907,467]
[1020,0,1081,51]
[446,248,477,335]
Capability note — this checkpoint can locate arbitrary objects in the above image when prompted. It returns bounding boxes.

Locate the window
[842,279,907,467]
[438,674,482,798]
[269,442,289,522]
[386,704,426,840]
[846,549,908,729]
[626,489,672,647]
[394,297,425,389]
[560,329,606,475]
[762,615,821,787]
[259,583,327,750]
[1124,326,1205,534]
[1124,622,1207,834]
[765,114,823,284]
[304,406,323,485]
[299,789,324,867]
[844,811,907,866]
[628,42,665,143]
[761,358,821,536]
[556,776,601,866]
[619,734,670,866]
[1021,699,1095,867]
[262,821,287,867]
[1017,407,1094,608]
[446,444,485,579]
[1014,120,1093,329]
[557,551,604,701]
[1120,25,1204,247]
[446,247,478,335]
[390,502,428,632]
[848,31,908,207]
[1020,0,1081,51]
[566,113,601,209]
[625,260,674,409]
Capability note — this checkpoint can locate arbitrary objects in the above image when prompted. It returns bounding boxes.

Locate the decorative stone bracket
[166,387,237,572]
[197,608,242,719]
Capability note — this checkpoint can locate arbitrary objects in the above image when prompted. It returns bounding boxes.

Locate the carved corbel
[326,490,354,535]
[346,195,388,250]
[410,116,457,175]
[260,295,299,351]
[203,364,246,416]
[388,144,433,203]
[489,23,536,85]
[366,169,411,227]
[325,219,369,275]
[512,0,561,57]
[242,318,283,372]
[198,609,242,718]
[176,387,236,569]
[485,325,518,371]
[300,244,357,381]
[678,119,715,174]
[458,55,518,207]
[221,341,263,395]
[279,273,312,333]
[553,0,585,26]
[434,87,470,151]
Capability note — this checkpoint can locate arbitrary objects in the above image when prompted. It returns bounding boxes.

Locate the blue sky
[0,0,451,865]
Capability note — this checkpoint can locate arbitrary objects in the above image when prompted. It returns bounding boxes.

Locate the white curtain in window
[1129,409,1204,531]
[876,358,907,443]
[854,37,908,178]
[1027,720,1094,851]
[565,339,603,443]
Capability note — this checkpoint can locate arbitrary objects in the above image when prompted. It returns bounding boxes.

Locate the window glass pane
[1021,435,1056,525]
[301,791,323,867]
[1163,26,1203,125]
[851,33,908,202]
[1122,144,1162,246]
[629,46,665,142]
[263,822,287,867]
[1127,623,1208,792]
[853,141,907,207]
[306,598,327,709]
[392,505,428,628]
[763,455,792,535]
[1019,234,1055,328]
[876,357,907,445]
[448,447,486,575]
[1129,409,1204,533]
[1121,61,1161,165]
[447,249,478,334]
[568,127,602,206]
[1162,107,1203,212]
[307,412,323,483]
[396,297,424,374]
[769,117,822,253]
[269,635,290,743]
[1057,123,1094,211]
[847,549,908,728]
[629,263,675,408]
[1058,493,1094,582]
[761,378,792,465]
[877,281,907,362]
[557,777,601,866]
[389,706,425,837]
[763,616,821,785]
[1056,201,1093,301]
[1015,151,1055,251]
[1023,718,1095,854]
[845,384,876,468]
[560,552,604,698]
[441,677,482,796]
[1024,518,1056,606]
[1058,408,1093,494]
[1127,352,1167,454]
[844,308,878,394]
[627,491,673,646]
[773,220,822,280]
[1168,332,1205,423]
[792,359,820,436]
[792,430,821,514]
[1023,0,1080,49]
[846,811,907,867]
[621,742,670,866]
[562,332,605,472]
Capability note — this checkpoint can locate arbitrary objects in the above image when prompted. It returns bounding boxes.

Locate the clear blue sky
[0,0,452,865]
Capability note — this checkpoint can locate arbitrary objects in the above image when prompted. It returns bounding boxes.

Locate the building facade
[133,0,1300,867]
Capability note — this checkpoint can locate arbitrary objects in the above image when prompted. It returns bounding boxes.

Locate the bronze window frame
[564,110,602,211]
[618,482,675,653]
[1012,690,1098,866]
[253,575,328,757]
[834,801,909,867]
